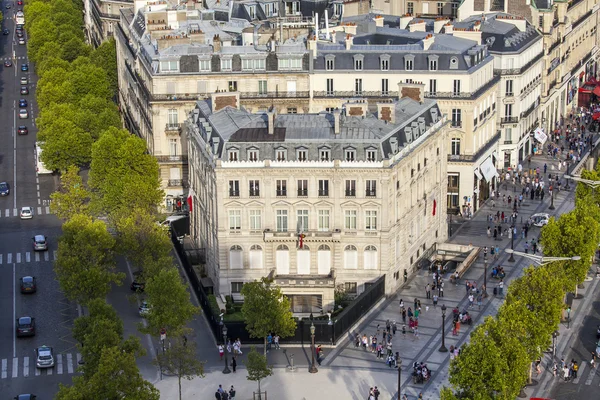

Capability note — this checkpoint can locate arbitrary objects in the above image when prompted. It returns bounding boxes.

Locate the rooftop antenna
[325,9,330,41]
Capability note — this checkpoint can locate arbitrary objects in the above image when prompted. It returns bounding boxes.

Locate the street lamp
[508,226,515,263]
[309,321,318,373]
[397,357,403,399]
[483,257,488,298]
[504,249,581,266]
[222,325,231,374]
[439,304,448,352]
[552,330,559,358]
[567,307,571,329]
[549,188,555,210]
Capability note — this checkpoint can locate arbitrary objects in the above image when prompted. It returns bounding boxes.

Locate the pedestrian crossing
[1,353,81,379]
[1,56,27,61]
[552,361,600,386]
[0,207,52,218]
[0,250,57,264]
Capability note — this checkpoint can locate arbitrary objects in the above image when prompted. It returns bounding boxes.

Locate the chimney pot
[267,109,275,135]
[333,109,341,135]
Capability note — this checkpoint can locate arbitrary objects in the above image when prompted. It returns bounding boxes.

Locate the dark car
[21,64,28,71]
[20,86,28,95]
[16,24,23,29]
[17,31,23,38]
[5,4,11,8]
[4,60,12,67]
[0,182,9,196]
[18,126,28,135]
[20,276,37,293]
[3,29,9,35]
[16,316,36,337]
[14,395,37,400]
[19,99,27,108]
[130,272,145,292]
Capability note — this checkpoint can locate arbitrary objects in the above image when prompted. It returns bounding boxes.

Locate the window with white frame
[276,180,287,196]
[345,210,357,230]
[505,79,514,96]
[276,149,287,161]
[297,179,308,196]
[276,210,288,232]
[325,56,335,71]
[365,210,377,230]
[231,282,244,293]
[366,180,376,196]
[160,60,178,72]
[405,56,414,71]
[249,210,262,230]
[345,148,356,161]
[229,180,240,196]
[242,58,266,71]
[453,80,461,95]
[249,180,260,197]
[451,138,461,155]
[364,245,378,269]
[345,179,356,196]
[297,210,309,232]
[249,244,263,269]
[380,56,390,71]
[199,59,210,72]
[278,58,302,71]
[429,79,437,95]
[169,139,178,157]
[318,210,330,231]
[344,245,358,269]
[407,2,414,14]
[297,149,307,161]
[319,148,330,161]
[429,58,438,71]
[318,179,329,196]
[248,149,259,161]
[355,78,363,95]
[167,109,178,127]
[221,58,232,71]
[366,149,377,161]
[229,210,241,231]
[258,80,267,95]
[437,2,444,15]
[228,149,239,161]
[354,55,364,70]
[326,78,334,95]
[382,79,389,95]
[229,245,243,269]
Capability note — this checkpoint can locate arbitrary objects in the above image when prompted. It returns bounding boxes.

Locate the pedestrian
[552,362,558,377]
[218,344,224,361]
[392,321,397,335]
[267,333,273,351]
[399,299,404,308]
[229,386,236,399]
[498,279,504,296]
[572,360,579,379]
[432,294,438,308]
[402,324,406,337]
[468,294,474,308]
[426,284,431,299]
[477,293,482,309]
[274,334,280,350]
[452,320,458,336]
[401,307,407,323]
[439,281,444,297]
[231,356,237,373]
[373,387,380,400]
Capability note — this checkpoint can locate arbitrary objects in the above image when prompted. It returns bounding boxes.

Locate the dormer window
[297,149,308,161]
[160,60,179,73]
[325,55,335,71]
[228,149,239,161]
[276,148,287,161]
[248,149,259,161]
[404,55,414,71]
[353,55,364,71]
[319,148,331,161]
[248,5,256,19]
[221,58,232,71]
[344,148,356,161]
[366,149,377,162]
[449,57,458,70]
[428,55,439,71]
[380,55,390,71]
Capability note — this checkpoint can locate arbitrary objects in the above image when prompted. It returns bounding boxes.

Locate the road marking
[47,366,52,375]
[45,206,50,214]
[43,252,49,261]
[67,353,73,374]
[4,209,8,217]
[12,358,18,378]
[37,198,40,205]
[23,356,29,377]
[25,252,30,263]
[36,184,39,191]
[34,367,40,376]
[573,361,587,384]
[34,252,39,262]
[12,208,17,216]
[7,253,12,264]
[57,354,63,374]
[1,359,6,378]
[76,353,81,366]
[585,366,596,385]
[0,254,2,264]
[37,206,41,215]
[53,250,57,260]
[16,253,21,264]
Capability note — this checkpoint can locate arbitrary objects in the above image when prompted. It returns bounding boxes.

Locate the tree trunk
[263,336,267,356]
[258,379,262,400]
[528,362,533,384]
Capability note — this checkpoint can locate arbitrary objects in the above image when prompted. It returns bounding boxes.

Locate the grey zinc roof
[458,14,542,53]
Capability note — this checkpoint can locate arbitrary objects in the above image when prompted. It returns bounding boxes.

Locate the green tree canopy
[50,165,90,220]
[38,117,93,171]
[24,2,52,27]
[37,66,74,108]
[143,267,198,335]
[54,214,123,304]
[245,346,273,395]
[241,277,297,354]
[91,38,118,96]
[27,18,58,62]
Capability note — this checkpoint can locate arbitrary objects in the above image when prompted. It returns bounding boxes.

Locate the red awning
[592,112,600,121]
[594,86,600,97]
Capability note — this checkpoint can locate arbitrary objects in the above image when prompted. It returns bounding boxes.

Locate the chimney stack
[345,34,353,50]
[333,108,341,135]
[267,109,275,135]
[213,34,221,52]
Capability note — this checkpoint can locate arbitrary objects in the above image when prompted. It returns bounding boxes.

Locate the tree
[38,117,93,171]
[143,267,199,336]
[27,18,58,62]
[91,38,118,96]
[54,214,123,305]
[154,334,205,400]
[241,277,297,354]
[61,36,91,62]
[70,59,112,102]
[36,66,74,108]
[73,299,122,345]
[245,346,273,398]
[50,165,90,220]
[55,346,159,400]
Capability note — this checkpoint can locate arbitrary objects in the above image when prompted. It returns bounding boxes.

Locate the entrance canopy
[480,157,498,182]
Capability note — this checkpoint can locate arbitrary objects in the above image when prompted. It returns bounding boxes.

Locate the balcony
[249,190,260,197]
[165,123,182,136]
[448,131,501,163]
[151,93,209,102]
[313,90,398,98]
[276,190,287,197]
[229,190,240,197]
[155,155,188,163]
[425,75,500,100]
[365,190,376,197]
[297,189,308,197]
[451,120,462,128]
[520,97,540,120]
[240,91,310,99]
[345,190,356,197]
[493,52,544,76]
[167,179,187,188]
[318,190,329,197]
[500,117,519,125]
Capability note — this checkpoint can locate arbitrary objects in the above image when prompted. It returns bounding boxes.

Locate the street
[0,1,79,397]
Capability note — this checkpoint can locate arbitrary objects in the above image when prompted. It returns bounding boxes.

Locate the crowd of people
[354,319,401,368]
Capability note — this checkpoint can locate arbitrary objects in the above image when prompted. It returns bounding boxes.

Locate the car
[18,38,25,45]
[16,24,23,29]
[21,63,28,71]
[18,125,28,135]
[17,0,23,4]
[20,76,28,85]
[14,395,37,400]
[16,316,36,337]
[138,301,151,317]
[20,206,33,219]
[4,60,12,67]
[531,213,550,227]
[130,277,146,292]
[16,31,23,38]
[32,235,47,251]
[20,276,37,293]
[3,29,9,35]
[19,109,28,119]
[20,86,29,95]
[0,182,9,196]
[19,99,27,108]
[5,4,11,8]
[35,346,54,368]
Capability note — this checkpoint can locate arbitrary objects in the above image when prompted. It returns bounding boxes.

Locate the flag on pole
[432,199,436,216]
[187,194,193,212]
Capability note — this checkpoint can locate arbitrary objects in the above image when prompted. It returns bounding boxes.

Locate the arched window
[297,245,310,275]
[364,245,378,270]
[344,245,358,269]
[318,244,330,251]
[276,244,290,274]
[318,244,331,275]
[229,245,243,269]
[249,245,263,269]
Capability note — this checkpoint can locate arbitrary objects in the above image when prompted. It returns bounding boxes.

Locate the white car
[18,38,25,45]
[19,109,28,119]
[20,206,33,219]
[531,213,550,227]
[138,301,151,317]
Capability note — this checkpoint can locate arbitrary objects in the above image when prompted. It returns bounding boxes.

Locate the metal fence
[170,231,386,345]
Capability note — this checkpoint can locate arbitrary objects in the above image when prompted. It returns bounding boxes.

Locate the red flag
[432,199,436,216]
[187,194,193,212]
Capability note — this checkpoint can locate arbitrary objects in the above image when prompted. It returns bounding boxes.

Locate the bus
[15,11,24,26]
[35,142,52,174]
